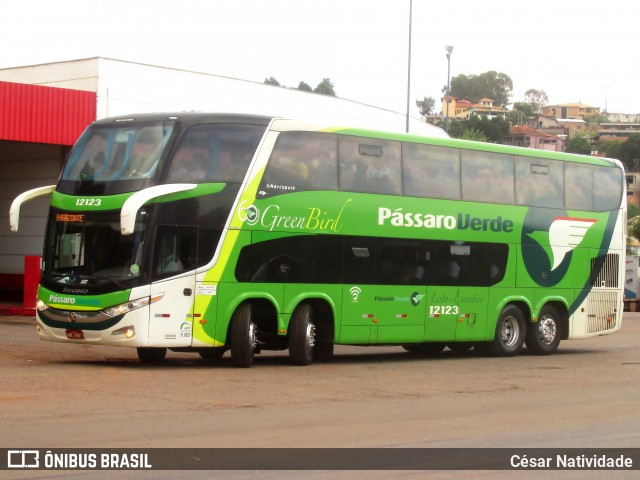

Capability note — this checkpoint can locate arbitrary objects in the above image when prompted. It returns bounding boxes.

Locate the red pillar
[23,256,42,309]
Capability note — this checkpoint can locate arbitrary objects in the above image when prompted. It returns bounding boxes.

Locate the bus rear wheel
[137,347,167,363]
[230,304,257,368]
[288,304,316,366]
[479,305,526,357]
[526,305,561,355]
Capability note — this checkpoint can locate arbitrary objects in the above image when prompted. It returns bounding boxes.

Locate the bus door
[148,225,198,347]
[450,243,490,342]
[374,240,427,344]
[425,243,463,342]
[455,243,507,342]
[341,237,377,344]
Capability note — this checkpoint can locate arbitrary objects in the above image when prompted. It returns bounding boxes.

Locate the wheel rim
[537,314,557,345]
[248,321,257,350]
[501,315,521,348]
[306,322,316,351]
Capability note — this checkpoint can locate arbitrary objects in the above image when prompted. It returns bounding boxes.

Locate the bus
[10,113,626,367]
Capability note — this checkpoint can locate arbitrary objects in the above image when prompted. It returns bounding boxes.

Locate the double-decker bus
[10,113,625,367]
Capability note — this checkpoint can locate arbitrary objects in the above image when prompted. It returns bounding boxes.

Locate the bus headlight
[103,292,164,317]
[112,326,135,338]
[36,299,48,312]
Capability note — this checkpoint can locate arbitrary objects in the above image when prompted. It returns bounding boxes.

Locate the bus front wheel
[479,305,526,357]
[230,304,257,368]
[137,347,167,363]
[525,305,561,355]
[288,304,316,366]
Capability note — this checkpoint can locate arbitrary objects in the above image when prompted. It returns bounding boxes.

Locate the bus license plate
[66,329,84,340]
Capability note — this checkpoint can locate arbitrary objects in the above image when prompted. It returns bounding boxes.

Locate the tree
[416,97,436,117]
[459,127,487,142]
[264,77,281,86]
[565,135,591,155]
[466,116,510,143]
[297,81,312,92]
[583,112,610,124]
[618,133,640,171]
[598,140,624,160]
[445,71,513,107]
[523,88,549,114]
[628,205,640,244]
[445,116,509,143]
[509,102,535,126]
[314,78,336,96]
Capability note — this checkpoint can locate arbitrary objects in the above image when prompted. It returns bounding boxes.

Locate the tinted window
[339,136,401,195]
[432,241,508,287]
[153,225,197,280]
[377,239,431,285]
[515,156,564,208]
[343,237,376,284]
[402,143,461,200]
[167,124,263,184]
[565,163,593,210]
[62,123,173,182]
[461,150,514,204]
[235,235,342,283]
[261,132,338,195]
[594,166,622,211]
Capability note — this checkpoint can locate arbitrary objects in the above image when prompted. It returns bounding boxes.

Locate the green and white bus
[10,113,626,366]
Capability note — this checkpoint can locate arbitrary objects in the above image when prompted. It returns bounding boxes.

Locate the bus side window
[565,163,593,210]
[377,240,428,285]
[339,136,401,195]
[515,157,564,208]
[594,165,623,212]
[402,143,461,200]
[461,150,514,204]
[344,237,376,284]
[153,225,197,279]
[432,243,461,286]
[261,132,338,194]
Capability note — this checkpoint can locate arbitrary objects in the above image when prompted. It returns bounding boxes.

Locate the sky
[2,0,639,116]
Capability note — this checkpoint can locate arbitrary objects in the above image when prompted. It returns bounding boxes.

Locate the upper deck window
[338,136,401,195]
[62,122,173,182]
[167,124,265,184]
[261,132,338,193]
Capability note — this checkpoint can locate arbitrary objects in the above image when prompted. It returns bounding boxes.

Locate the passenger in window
[272,156,309,184]
[366,163,396,194]
[167,155,190,182]
[189,153,208,182]
[80,151,105,179]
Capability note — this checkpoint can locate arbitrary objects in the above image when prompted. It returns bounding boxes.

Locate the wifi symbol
[349,286,362,302]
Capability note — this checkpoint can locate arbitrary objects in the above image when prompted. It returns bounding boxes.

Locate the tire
[137,347,167,363]
[230,303,257,368]
[480,305,526,357]
[198,348,226,361]
[526,305,562,355]
[402,342,446,355]
[288,304,316,366]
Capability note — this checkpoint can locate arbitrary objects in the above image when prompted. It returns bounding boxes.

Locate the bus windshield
[61,121,174,183]
[42,210,148,288]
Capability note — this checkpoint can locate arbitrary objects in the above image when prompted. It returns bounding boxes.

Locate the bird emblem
[547,217,597,271]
